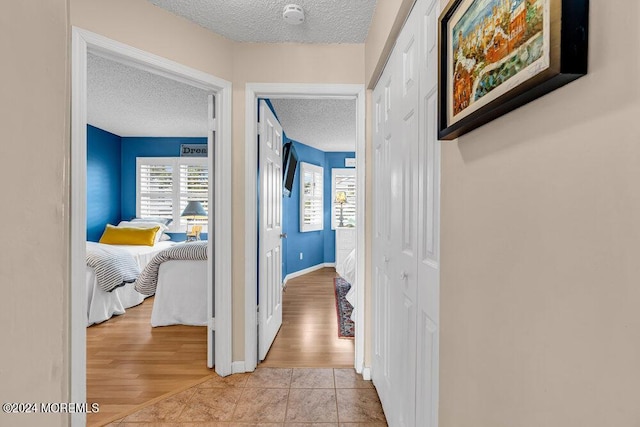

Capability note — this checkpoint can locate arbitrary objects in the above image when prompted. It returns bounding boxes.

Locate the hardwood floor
[86,297,209,426]
[87,267,353,425]
[260,267,355,368]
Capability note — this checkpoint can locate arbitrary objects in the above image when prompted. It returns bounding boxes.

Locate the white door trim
[244,83,366,373]
[71,27,233,426]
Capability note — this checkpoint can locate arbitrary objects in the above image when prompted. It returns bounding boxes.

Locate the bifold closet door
[371,0,441,425]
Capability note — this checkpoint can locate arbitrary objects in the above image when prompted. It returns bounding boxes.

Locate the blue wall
[280,136,355,278]
[86,129,208,242]
[87,125,122,242]
[282,138,326,276]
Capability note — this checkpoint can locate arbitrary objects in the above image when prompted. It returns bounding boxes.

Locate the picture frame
[438,0,589,140]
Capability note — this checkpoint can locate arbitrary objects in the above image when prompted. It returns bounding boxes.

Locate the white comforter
[337,248,357,321]
[86,241,174,326]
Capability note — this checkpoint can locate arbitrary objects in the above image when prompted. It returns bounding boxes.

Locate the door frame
[70,27,233,426]
[244,83,366,373]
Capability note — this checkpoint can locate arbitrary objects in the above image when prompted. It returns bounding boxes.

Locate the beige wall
[439,0,640,425]
[0,1,70,426]
[70,0,234,81]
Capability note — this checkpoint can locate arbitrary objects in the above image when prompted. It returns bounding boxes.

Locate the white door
[258,100,284,361]
[371,0,440,425]
[372,66,395,412]
[390,8,420,426]
[415,0,441,425]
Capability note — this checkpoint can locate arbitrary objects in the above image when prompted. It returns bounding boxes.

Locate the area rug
[334,277,355,339]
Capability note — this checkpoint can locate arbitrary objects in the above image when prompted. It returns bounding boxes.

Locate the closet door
[415,0,441,425]
[372,66,394,413]
[389,8,421,426]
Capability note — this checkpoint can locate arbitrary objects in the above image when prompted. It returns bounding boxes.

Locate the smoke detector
[283,4,305,25]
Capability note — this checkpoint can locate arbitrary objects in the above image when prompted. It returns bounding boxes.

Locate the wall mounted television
[282,141,298,197]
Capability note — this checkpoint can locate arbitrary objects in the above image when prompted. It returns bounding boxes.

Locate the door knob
[399,271,408,280]
[280,233,287,239]
[383,256,390,263]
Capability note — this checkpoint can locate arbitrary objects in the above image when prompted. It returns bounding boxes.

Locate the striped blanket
[135,241,208,296]
[86,242,141,292]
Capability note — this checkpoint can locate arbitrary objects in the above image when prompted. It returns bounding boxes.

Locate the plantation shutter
[179,163,209,226]
[137,157,208,231]
[300,162,324,232]
[332,168,356,229]
[139,163,174,220]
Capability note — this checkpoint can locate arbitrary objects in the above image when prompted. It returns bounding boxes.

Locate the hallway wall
[438,0,640,425]
[0,1,70,426]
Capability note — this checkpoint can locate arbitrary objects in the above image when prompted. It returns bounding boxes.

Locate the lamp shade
[181,201,207,218]
[335,191,347,204]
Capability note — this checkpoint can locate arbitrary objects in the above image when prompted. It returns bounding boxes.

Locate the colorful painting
[439,0,589,140]
[449,0,547,122]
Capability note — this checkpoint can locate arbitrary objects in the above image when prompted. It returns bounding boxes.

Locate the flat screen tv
[282,141,298,197]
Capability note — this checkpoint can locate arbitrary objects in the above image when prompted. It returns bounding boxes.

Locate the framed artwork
[438,0,589,140]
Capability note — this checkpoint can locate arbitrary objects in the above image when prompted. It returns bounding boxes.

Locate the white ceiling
[147,0,378,44]
[270,99,356,152]
[87,53,209,137]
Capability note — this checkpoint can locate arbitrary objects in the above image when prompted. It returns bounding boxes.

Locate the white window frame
[299,161,324,232]
[331,167,356,229]
[136,157,208,232]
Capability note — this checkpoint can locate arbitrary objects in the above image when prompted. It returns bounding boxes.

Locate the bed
[86,241,175,326]
[134,241,209,327]
[336,248,357,321]
[86,219,176,326]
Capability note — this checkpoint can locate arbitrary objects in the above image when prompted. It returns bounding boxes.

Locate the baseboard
[283,262,336,284]
[231,361,246,374]
[361,366,372,381]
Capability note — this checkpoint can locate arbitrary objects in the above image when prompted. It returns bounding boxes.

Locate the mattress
[151,259,208,327]
[86,241,175,326]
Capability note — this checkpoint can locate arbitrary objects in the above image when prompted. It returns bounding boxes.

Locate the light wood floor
[261,267,355,368]
[86,297,209,426]
[87,267,353,425]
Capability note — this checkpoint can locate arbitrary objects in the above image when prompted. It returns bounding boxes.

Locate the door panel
[258,100,284,361]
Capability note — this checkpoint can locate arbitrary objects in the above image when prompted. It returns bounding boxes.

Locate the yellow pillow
[99,224,160,246]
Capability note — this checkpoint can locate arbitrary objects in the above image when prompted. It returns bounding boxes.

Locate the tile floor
[105,368,387,426]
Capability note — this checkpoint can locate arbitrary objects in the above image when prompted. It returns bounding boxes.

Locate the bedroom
[85,51,214,422]
[257,98,359,367]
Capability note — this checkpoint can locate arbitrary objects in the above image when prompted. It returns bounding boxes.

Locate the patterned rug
[334,277,355,339]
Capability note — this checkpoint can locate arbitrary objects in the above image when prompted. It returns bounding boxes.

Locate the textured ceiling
[87,53,209,137]
[88,55,356,151]
[270,99,356,152]
[147,0,378,43]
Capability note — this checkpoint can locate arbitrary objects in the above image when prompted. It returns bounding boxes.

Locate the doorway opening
[244,84,366,375]
[71,28,232,426]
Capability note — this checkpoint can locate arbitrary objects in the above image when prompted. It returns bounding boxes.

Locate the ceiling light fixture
[283,4,305,25]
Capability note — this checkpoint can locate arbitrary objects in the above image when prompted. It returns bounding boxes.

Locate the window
[332,168,356,229]
[299,162,323,232]
[136,157,208,232]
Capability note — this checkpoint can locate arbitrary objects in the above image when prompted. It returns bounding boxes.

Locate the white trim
[71,28,233,426]
[361,366,372,381]
[245,83,366,373]
[232,361,247,374]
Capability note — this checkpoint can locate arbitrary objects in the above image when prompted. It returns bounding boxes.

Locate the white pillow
[117,221,168,243]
